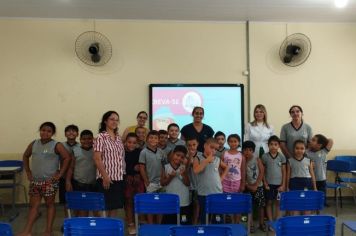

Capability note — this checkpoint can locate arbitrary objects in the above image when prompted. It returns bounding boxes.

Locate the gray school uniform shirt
[215,147,227,159]
[288,157,311,178]
[62,142,79,155]
[139,147,165,185]
[164,163,190,207]
[246,155,263,187]
[307,149,329,181]
[167,139,186,151]
[195,153,222,196]
[31,139,60,181]
[188,152,201,191]
[161,145,172,160]
[280,122,312,156]
[72,146,96,185]
[261,152,286,185]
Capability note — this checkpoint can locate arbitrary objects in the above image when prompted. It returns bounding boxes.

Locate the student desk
[0,166,22,222]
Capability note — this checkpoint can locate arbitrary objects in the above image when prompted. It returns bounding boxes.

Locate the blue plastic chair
[65,191,106,217]
[326,160,356,214]
[205,193,251,236]
[335,156,356,170]
[63,217,124,236]
[134,193,180,236]
[266,191,325,236]
[170,225,233,236]
[0,160,28,204]
[274,215,336,236]
[279,190,325,211]
[332,157,356,183]
[0,222,13,236]
[341,221,356,236]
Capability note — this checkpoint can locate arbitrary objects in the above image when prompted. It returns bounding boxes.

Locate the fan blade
[283,55,293,64]
[91,54,101,63]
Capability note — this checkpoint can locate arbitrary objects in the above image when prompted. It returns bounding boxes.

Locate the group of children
[125,123,333,234]
[18,121,333,235]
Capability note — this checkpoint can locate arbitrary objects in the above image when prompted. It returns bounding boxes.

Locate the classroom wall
[0,19,356,203]
[250,22,356,150]
[0,19,247,153]
[0,19,247,203]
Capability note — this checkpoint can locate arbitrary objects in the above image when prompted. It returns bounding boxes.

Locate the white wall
[0,19,247,154]
[250,22,356,150]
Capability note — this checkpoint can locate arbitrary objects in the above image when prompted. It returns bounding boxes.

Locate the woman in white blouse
[245,104,274,158]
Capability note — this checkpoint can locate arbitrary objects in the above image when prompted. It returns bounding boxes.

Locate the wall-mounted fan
[75,31,112,66]
[279,33,311,67]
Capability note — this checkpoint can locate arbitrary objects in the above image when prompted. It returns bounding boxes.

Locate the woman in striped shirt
[94,111,126,217]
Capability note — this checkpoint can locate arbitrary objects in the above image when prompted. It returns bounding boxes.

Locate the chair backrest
[66,191,105,217]
[63,217,124,236]
[275,215,336,236]
[134,193,180,214]
[170,226,233,236]
[0,160,23,170]
[205,193,252,215]
[335,156,356,170]
[327,160,351,173]
[0,223,13,236]
[280,191,324,211]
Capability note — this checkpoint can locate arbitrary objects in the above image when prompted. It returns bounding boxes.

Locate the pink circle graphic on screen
[182,91,202,113]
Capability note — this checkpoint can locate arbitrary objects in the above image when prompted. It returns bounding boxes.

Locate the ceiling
[0,0,356,22]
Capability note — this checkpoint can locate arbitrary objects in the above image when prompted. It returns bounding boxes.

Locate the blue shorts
[289,177,312,191]
[265,184,280,201]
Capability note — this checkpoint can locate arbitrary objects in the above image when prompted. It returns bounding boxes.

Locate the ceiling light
[334,0,348,8]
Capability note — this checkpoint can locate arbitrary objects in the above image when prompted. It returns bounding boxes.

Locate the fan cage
[75,31,112,66]
[279,33,311,67]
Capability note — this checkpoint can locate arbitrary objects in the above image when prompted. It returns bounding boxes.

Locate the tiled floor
[2,199,356,235]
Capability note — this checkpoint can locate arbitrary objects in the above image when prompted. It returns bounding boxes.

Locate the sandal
[258,224,267,232]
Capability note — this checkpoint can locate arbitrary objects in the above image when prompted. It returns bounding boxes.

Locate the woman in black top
[181,107,214,152]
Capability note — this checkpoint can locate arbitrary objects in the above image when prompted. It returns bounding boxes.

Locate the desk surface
[0,167,21,172]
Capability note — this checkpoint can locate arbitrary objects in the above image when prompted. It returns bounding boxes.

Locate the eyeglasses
[194,112,204,115]
[108,118,119,122]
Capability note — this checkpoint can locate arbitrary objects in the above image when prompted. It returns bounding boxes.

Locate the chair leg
[347,186,356,204]
[339,187,343,208]
[335,187,339,217]
[341,222,344,236]
[0,200,4,216]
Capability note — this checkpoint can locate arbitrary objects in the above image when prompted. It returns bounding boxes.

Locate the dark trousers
[198,195,223,224]
[316,180,327,205]
[161,205,192,225]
